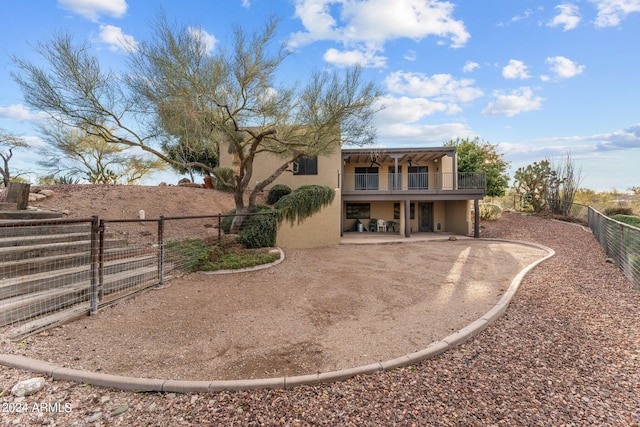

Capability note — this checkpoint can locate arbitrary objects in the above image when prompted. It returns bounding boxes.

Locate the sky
[0,0,639,192]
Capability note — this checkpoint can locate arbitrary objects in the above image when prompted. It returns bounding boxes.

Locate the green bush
[273,185,335,225]
[213,167,235,193]
[605,207,634,216]
[479,203,503,221]
[237,212,277,248]
[267,184,292,205]
[611,214,640,228]
[220,205,273,234]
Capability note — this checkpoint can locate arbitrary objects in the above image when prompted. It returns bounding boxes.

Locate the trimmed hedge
[267,184,292,205]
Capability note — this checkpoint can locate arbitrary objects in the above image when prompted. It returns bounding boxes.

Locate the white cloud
[98,25,138,53]
[241,0,250,8]
[546,56,585,79]
[548,4,581,30]
[375,96,456,124]
[482,87,543,117]
[462,61,479,73]
[0,104,47,123]
[376,122,475,145]
[289,0,469,68]
[502,59,531,80]
[403,50,417,61]
[385,71,483,103]
[323,47,386,67]
[188,27,217,55]
[595,123,640,150]
[589,0,640,27]
[58,0,127,22]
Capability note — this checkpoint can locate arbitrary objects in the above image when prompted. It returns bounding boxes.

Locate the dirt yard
[7,185,548,381]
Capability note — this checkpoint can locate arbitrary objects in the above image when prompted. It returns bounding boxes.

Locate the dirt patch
[6,239,547,380]
[4,185,549,381]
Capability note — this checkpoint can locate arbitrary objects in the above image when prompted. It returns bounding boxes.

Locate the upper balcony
[341,147,486,201]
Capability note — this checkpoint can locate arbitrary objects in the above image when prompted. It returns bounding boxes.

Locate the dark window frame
[346,203,371,219]
[293,156,318,175]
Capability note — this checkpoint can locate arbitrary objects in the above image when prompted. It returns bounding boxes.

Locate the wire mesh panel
[589,207,640,288]
[163,212,277,274]
[0,218,96,339]
[98,219,163,304]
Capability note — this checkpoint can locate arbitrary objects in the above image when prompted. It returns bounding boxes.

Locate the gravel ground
[1,211,639,426]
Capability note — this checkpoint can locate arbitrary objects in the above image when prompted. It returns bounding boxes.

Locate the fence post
[90,216,99,315]
[98,219,105,301]
[157,216,165,287]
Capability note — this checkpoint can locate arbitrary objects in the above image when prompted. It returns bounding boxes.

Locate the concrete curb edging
[201,247,285,275]
[0,239,554,393]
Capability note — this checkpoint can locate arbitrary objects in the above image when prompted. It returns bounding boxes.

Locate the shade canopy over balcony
[342,147,454,167]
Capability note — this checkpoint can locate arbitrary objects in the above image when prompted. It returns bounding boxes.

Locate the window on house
[293,156,318,175]
[346,203,371,219]
[354,166,379,190]
[394,202,415,220]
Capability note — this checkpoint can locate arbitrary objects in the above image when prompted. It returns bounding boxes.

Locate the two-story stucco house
[219,144,486,249]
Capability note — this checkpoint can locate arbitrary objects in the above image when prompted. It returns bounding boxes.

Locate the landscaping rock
[11,377,46,397]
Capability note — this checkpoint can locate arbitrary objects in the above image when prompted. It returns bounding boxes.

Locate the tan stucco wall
[276,188,341,248]
[218,145,342,248]
[219,147,341,191]
[445,200,472,235]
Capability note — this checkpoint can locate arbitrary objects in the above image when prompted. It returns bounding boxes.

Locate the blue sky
[1,0,639,191]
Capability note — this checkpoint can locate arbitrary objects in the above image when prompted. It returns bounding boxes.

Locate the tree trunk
[6,182,31,210]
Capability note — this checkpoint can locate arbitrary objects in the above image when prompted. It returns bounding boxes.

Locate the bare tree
[0,129,29,187]
[14,17,382,231]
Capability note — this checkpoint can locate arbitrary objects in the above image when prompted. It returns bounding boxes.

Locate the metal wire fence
[589,207,640,288]
[0,211,276,339]
[0,218,97,339]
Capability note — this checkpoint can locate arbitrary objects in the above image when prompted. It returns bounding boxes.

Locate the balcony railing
[343,172,485,192]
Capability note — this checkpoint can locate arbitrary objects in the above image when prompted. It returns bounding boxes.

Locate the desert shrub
[612,215,640,228]
[479,203,503,221]
[220,205,272,234]
[165,238,280,271]
[237,212,277,248]
[273,185,335,225]
[605,207,634,216]
[165,239,213,272]
[266,184,292,205]
[213,167,234,193]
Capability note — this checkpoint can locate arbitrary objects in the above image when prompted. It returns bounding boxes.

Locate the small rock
[110,403,129,417]
[39,189,55,197]
[11,377,46,397]
[86,412,102,423]
[100,395,110,404]
[605,258,615,264]
[448,236,458,241]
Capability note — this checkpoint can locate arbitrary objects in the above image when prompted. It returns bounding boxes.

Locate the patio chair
[377,219,387,232]
[368,219,378,232]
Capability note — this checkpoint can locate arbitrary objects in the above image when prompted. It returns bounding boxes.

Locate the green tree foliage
[162,139,218,182]
[513,160,555,213]
[0,129,29,187]
[13,17,381,232]
[514,154,581,215]
[444,137,509,197]
[37,124,165,184]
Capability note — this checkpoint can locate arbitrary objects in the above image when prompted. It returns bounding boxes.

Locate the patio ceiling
[342,147,454,166]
